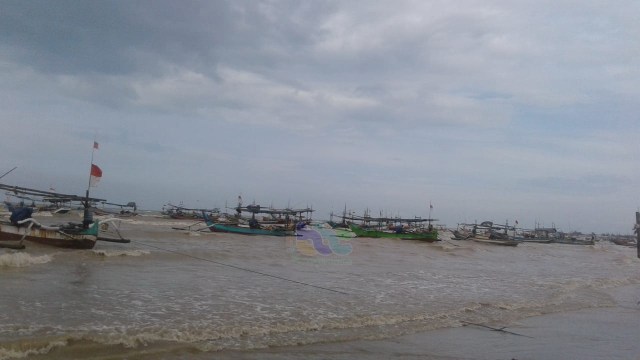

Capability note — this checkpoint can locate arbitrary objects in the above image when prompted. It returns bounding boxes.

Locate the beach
[0,214,638,359]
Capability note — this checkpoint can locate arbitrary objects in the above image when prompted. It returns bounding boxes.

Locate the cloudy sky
[1,0,638,233]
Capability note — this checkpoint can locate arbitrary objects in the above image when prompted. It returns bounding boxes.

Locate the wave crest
[91,249,151,257]
[0,253,52,268]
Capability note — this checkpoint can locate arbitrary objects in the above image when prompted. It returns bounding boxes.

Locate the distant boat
[349,224,439,242]
[553,236,595,246]
[333,208,439,242]
[201,209,296,237]
[467,221,519,246]
[471,237,519,246]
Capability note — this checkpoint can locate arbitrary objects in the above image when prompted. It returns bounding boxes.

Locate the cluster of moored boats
[168,202,439,241]
[452,221,597,246]
[1,181,632,251]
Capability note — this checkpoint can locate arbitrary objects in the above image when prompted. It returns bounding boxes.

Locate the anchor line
[130,239,349,295]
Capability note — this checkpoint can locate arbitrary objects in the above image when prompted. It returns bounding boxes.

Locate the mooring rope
[130,239,349,295]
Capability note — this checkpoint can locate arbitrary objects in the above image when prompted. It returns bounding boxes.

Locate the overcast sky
[1,1,638,233]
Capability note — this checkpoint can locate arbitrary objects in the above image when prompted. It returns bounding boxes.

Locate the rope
[130,239,349,295]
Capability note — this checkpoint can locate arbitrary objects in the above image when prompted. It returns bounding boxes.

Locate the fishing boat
[200,199,309,237]
[466,221,519,246]
[0,186,129,249]
[203,218,295,236]
[93,201,138,218]
[349,223,439,241]
[0,215,99,249]
[553,233,595,245]
[336,209,439,242]
[0,145,130,249]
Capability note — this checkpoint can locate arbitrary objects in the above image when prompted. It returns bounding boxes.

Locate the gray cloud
[1,0,639,233]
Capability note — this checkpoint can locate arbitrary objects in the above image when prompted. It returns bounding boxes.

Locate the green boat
[205,221,295,236]
[349,224,438,242]
[202,210,296,237]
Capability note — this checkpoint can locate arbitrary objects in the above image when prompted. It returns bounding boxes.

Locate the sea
[1,214,639,359]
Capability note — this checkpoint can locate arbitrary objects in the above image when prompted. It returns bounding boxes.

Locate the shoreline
[212,286,640,360]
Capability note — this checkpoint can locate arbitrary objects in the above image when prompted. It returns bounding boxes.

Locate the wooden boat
[201,200,304,237]
[0,207,129,249]
[553,236,595,245]
[466,221,519,246]
[333,207,439,242]
[163,203,219,220]
[204,220,294,236]
[0,166,130,249]
[348,224,438,241]
[471,237,519,246]
[93,201,138,218]
[0,217,100,249]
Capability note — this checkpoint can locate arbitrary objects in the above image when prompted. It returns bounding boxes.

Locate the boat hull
[471,238,519,246]
[207,222,294,237]
[349,225,438,242]
[200,210,295,237]
[0,220,98,249]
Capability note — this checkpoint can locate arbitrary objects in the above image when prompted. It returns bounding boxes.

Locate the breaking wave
[0,252,52,268]
[0,290,623,360]
[91,249,151,257]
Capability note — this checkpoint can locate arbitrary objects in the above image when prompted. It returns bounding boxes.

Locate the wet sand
[216,286,640,360]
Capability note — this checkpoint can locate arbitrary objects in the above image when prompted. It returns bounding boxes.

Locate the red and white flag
[90,164,102,187]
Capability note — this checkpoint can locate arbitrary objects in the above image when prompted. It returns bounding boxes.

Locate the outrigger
[200,197,312,236]
[0,163,130,250]
[0,184,129,249]
[333,208,439,242]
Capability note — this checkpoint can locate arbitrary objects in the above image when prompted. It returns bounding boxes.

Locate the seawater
[0,216,638,359]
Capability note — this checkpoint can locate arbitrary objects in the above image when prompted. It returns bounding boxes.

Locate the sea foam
[91,249,151,257]
[0,252,52,268]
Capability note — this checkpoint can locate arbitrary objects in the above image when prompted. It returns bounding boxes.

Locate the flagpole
[87,140,97,194]
[83,140,97,228]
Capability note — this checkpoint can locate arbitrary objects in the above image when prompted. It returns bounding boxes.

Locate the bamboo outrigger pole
[0,166,17,180]
[636,212,640,259]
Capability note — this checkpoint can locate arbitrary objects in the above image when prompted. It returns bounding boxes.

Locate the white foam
[91,249,151,257]
[0,339,68,360]
[0,253,52,268]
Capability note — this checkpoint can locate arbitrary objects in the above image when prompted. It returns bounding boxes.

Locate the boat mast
[83,140,98,228]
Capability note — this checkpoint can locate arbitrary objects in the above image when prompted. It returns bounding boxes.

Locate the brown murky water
[1,215,638,359]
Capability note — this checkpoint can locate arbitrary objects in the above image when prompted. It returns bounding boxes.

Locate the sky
[1,0,638,234]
